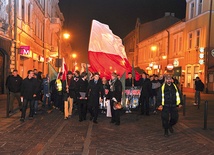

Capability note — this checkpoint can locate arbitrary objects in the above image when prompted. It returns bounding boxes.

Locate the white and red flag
[57,58,68,81]
[88,20,140,80]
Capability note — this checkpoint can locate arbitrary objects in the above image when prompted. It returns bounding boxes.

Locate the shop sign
[20,46,32,57]
[33,53,39,61]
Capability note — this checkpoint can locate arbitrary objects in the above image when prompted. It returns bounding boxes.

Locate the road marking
[82,122,93,155]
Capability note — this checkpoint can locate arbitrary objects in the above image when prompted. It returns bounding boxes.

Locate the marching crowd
[6,69,204,136]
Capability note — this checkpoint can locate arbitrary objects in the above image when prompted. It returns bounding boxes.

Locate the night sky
[58,0,186,63]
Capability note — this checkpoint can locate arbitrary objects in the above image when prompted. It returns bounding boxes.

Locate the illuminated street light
[72,53,77,59]
[63,33,70,39]
[151,45,157,52]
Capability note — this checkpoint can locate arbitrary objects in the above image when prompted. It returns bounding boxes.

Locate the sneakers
[193,103,198,106]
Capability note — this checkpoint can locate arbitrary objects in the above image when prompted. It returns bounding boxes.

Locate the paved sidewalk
[0,92,213,154]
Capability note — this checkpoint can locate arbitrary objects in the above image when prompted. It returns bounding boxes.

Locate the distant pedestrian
[157,75,182,137]
[20,70,38,122]
[55,73,63,112]
[193,77,204,106]
[125,72,136,87]
[139,72,152,115]
[33,73,42,115]
[75,72,88,122]
[87,72,102,124]
[109,72,122,125]
[42,74,51,109]
[6,69,23,113]
[63,71,76,119]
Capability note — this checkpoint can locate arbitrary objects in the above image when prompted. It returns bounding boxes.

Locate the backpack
[199,81,204,91]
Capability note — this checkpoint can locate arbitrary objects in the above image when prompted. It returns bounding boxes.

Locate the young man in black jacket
[6,69,23,113]
[20,70,38,122]
[109,72,122,125]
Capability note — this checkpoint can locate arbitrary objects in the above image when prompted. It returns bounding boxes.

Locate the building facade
[124,0,214,93]
[0,0,64,94]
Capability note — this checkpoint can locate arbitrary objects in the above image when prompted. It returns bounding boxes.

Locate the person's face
[13,71,18,77]
[128,74,132,79]
[67,74,72,79]
[102,77,107,83]
[29,71,34,78]
[60,75,63,80]
[166,78,172,85]
[111,75,116,80]
[142,74,146,79]
[155,76,158,80]
[94,75,99,81]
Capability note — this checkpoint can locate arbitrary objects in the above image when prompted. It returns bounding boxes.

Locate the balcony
[50,17,62,33]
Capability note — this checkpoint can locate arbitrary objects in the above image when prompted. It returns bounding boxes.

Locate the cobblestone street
[0,93,214,155]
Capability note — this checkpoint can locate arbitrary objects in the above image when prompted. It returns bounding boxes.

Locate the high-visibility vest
[161,83,180,106]
[56,79,62,91]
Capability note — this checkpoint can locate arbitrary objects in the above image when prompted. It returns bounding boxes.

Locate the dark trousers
[161,106,178,129]
[140,96,150,115]
[9,92,22,111]
[110,101,120,124]
[21,99,34,119]
[78,99,87,120]
[88,104,99,121]
[56,94,63,111]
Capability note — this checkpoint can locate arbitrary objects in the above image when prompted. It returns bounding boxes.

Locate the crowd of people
[6,69,187,136]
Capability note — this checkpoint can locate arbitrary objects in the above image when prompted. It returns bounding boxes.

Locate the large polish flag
[57,58,68,81]
[88,20,140,80]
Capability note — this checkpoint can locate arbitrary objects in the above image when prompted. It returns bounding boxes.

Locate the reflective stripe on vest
[161,83,180,106]
[56,79,62,91]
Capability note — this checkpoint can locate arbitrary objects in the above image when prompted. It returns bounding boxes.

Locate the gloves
[112,97,117,102]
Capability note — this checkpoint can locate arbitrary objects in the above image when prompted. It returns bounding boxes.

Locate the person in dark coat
[6,69,23,113]
[139,72,152,115]
[75,72,89,122]
[109,72,122,125]
[125,72,136,87]
[20,70,38,122]
[157,75,182,137]
[62,71,76,119]
[193,77,204,106]
[33,73,42,114]
[87,72,102,124]
[42,74,51,108]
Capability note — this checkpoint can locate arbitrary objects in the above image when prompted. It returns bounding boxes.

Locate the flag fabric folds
[88,20,140,80]
[57,58,68,81]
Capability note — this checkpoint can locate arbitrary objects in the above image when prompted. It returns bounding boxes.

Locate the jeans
[43,93,51,107]
[34,100,38,113]
[195,90,201,104]
[21,99,34,119]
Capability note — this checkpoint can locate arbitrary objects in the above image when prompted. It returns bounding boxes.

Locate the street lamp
[58,32,71,72]
[150,45,166,75]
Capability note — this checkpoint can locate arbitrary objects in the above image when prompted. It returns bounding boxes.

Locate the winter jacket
[6,75,23,93]
[21,77,38,100]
